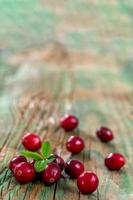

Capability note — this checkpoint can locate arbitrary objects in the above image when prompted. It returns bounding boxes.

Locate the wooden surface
[0,0,133,199]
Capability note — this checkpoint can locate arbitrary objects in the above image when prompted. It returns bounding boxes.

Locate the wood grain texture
[0,0,133,199]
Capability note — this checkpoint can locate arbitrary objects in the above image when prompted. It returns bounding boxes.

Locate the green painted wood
[0,0,133,199]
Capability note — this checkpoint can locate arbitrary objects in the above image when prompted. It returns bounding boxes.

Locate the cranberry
[65,159,84,178]
[60,114,79,132]
[54,155,65,171]
[96,126,114,142]
[9,155,27,172]
[22,133,41,151]
[105,153,125,170]
[77,171,99,194]
[13,162,35,183]
[42,163,61,185]
[66,136,85,154]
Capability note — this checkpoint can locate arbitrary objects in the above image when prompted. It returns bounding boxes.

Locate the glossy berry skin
[13,162,35,183]
[96,126,114,142]
[22,133,41,151]
[66,136,85,154]
[65,159,84,178]
[9,155,27,172]
[105,153,125,170]
[60,114,79,132]
[42,163,61,185]
[29,160,35,166]
[77,171,99,194]
[54,155,65,171]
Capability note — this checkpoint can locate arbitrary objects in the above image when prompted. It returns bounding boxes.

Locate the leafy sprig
[20,141,55,172]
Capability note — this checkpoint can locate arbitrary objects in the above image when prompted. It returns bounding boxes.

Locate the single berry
[13,162,35,183]
[105,153,125,170]
[9,155,27,172]
[66,136,85,154]
[65,159,84,178]
[60,114,79,132]
[42,163,61,185]
[96,126,114,142]
[54,155,65,171]
[22,133,41,151]
[77,171,99,194]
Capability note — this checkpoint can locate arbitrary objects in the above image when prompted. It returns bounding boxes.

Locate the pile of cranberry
[9,114,125,194]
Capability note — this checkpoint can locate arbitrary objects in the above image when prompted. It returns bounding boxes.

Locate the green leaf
[47,154,55,163]
[20,150,43,161]
[34,160,48,172]
[41,141,52,158]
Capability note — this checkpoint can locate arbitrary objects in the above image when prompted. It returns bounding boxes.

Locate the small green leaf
[47,154,55,163]
[34,160,48,172]
[20,150,43,161]
[41,141,52,158]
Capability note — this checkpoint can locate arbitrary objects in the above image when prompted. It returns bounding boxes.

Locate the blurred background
[0,1,133,199]
[0,0,132,116]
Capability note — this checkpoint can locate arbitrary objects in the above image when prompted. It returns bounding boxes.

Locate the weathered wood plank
[0,65,132,200]
[0,0,133,199]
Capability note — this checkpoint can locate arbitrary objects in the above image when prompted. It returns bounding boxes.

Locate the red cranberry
[77,171,99,194]
[13,162,35,183]
[105,153,125,170]
[9,155,27,172]
[96,126,114,142]
[66,136,85,154]
[60,114,79,132]
[54,155,65,171]
[22,133,41,151]
[42,163,61,185]
[65,159,84,178]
